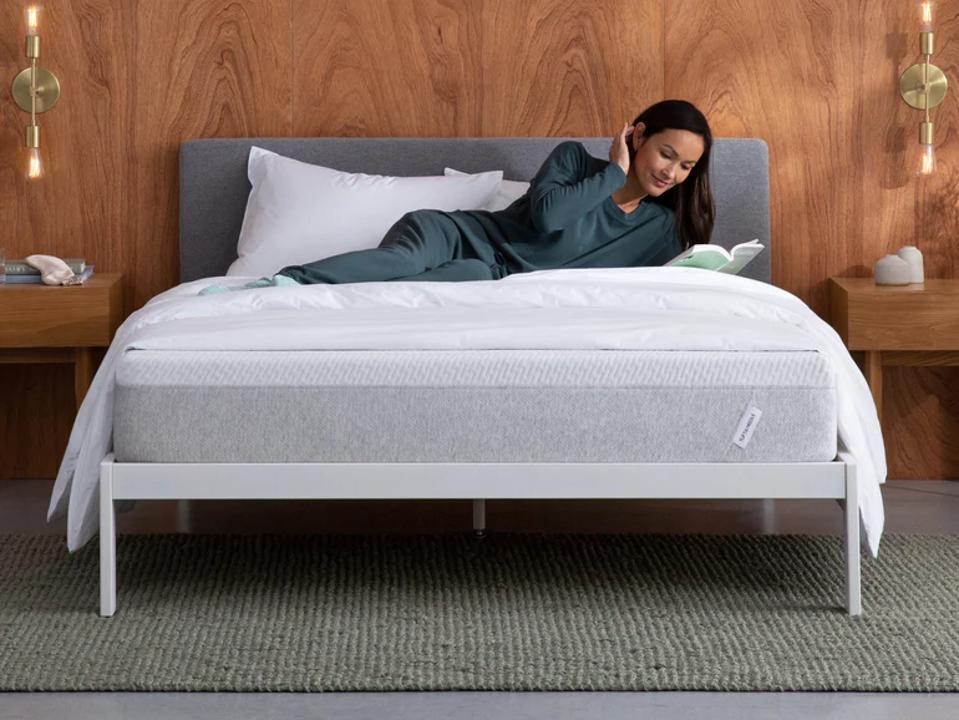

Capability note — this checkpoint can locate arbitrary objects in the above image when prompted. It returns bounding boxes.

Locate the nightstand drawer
[0,274,123,348]
[830,277,959,351]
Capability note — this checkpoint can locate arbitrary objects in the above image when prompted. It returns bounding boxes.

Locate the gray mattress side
[113,350,838,464]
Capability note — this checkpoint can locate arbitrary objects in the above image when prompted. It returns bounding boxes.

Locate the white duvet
[49,267,886,555]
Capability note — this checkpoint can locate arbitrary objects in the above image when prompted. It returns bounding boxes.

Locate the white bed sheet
[48,267,886,555]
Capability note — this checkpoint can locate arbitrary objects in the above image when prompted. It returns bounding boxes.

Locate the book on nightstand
[5,258,86,275]
[3,266,95,284]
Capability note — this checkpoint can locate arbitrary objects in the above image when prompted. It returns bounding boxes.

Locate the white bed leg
[100,456,117,617]
[843,456,862,616]
[472,498,486,537]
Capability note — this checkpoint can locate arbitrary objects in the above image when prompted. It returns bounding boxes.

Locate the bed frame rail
[99,452,861,617]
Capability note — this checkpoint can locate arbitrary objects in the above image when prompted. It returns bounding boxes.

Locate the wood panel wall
[1,0,957,479]
[666,0,959,479]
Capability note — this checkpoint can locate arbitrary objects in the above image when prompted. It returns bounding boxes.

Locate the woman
[201,99,714,294]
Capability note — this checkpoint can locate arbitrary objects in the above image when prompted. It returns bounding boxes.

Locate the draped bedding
[50,267,885,556]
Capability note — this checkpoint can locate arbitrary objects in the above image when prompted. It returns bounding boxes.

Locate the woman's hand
[609,123,634,176]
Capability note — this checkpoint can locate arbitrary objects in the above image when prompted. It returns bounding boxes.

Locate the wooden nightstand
[829,277,959,419]
[0,273,123,410]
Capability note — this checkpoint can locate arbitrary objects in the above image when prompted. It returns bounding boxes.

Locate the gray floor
[3,691,959,720]
[3,478,959,719]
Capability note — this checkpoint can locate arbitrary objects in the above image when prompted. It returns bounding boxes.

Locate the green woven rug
[2,533,958,692]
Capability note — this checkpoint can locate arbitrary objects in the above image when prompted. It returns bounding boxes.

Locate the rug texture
[1,533,957,692]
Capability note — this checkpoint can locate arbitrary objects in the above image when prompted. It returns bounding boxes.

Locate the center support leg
[472,498,486,538]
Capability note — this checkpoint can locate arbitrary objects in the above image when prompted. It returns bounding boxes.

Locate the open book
[665,239,764,275]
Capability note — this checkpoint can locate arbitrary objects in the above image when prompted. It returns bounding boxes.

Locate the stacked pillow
[228,147,514,277]
[444,167,530,211]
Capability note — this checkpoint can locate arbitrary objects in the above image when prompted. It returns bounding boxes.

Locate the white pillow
[444,167,530,211]
[227,147,504,277]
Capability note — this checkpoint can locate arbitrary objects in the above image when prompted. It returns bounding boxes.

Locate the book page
[665,244,729,267]
[664,240,764,274]
[731,239,762,254]
[717,245,763,274]
[671,252,729,271]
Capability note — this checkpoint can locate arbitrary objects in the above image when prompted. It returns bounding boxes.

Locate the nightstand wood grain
[0,273,123,409]
[829,277,959,420]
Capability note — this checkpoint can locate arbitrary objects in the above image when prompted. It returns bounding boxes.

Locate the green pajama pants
[277,210,509,284]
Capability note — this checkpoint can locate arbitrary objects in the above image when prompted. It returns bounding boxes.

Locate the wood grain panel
[292,0,663,137]
[849,1,959,479]
[291,0,482,137]
[0,274,122,347]
[885,366,959,479]
[830,278,959,351]
[0,364,73,478]
[915,5,959,279]
[665,0,866,316]
[0,0,292,478]
[476,0,664,136]
[131,0,292,310]
[0,1,135,276]
[667,1,959,478]
[0,0,136,480]
[860,1,921,274]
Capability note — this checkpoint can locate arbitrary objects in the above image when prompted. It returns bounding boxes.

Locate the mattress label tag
[733,405,762,449]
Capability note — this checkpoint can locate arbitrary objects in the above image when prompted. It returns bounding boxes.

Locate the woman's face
[629,124,705,196]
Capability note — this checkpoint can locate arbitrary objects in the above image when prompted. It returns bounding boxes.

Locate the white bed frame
[98,451,861,617]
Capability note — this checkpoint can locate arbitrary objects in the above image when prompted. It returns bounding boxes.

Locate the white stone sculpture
[874,254,912,285]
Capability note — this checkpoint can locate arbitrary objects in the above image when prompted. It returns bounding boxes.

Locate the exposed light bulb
[920,1,934,31]
[25,5,40,35]
[919,143,936,175]
[27,147,42,180]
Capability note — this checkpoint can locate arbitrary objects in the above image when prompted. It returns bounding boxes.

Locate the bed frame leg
[844,457,862,616]
[176,499,192,533]
[100,457,117,617]
[472,498,486,537]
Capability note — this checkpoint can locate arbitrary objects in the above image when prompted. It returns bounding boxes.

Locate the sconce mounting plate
[11,67,60,113]
[899,63,948,110]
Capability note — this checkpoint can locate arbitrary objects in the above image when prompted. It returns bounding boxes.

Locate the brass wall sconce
[10,5,60,180]
[899,1,947,175]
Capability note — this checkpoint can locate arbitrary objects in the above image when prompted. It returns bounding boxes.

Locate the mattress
[113,349,838,463]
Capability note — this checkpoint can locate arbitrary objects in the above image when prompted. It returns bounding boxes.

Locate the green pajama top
[445,140,681,272]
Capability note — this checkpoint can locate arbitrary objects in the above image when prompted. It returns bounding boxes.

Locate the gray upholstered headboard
[179,137,770,283]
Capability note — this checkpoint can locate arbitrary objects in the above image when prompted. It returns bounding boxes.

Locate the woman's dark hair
[629,99,714,250]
